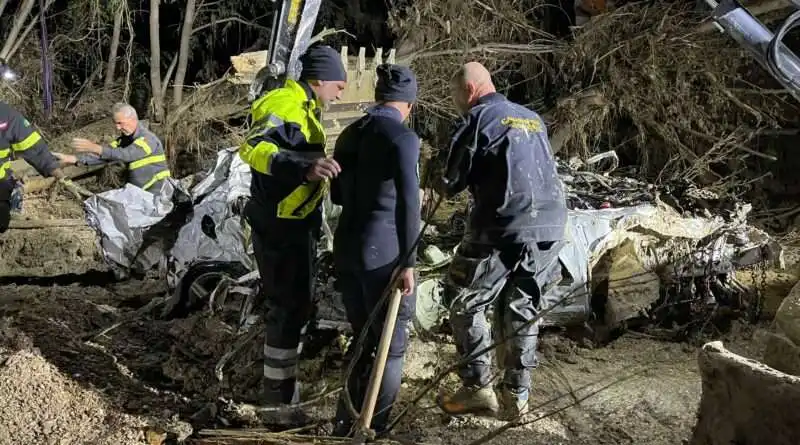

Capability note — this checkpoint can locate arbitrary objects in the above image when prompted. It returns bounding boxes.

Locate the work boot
[499,387,530,422]
[436,385,500,417]
[331,420,354,438]
[259,381,311,428]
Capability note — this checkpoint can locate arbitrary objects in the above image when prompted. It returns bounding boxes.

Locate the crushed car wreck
[82,146,784,351]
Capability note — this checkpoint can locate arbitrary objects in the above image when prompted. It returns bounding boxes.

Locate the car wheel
[165,261,251,319]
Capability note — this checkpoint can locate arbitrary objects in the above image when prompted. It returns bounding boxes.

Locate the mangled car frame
[84,146,784,344]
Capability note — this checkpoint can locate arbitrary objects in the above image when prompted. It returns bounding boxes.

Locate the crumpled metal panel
[166,148,254,289]
[83,147,784,331]
[83,179,182,276]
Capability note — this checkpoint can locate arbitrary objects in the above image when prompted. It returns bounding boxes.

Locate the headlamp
[0,59,19,82]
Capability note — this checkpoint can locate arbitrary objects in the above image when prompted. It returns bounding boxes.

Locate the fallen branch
[7,218,86,229]
[22,164,107,194]
[398,42,562,65]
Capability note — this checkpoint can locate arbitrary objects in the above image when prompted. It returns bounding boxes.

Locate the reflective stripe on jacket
[88,125,171,192]
[239,79,327,224]
[0,101,59,184]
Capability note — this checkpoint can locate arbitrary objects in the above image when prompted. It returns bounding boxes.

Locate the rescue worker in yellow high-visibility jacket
[54,103,171,195]
[0,100,66,233]
[239,44,346,411]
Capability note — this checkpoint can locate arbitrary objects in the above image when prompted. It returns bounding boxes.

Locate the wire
[766,6,800,101]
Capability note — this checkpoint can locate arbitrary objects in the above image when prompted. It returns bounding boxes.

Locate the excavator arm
[249,0,324,101]
[706,0,800,102]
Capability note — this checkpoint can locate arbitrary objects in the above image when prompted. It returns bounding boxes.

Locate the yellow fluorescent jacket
[238,79,328,220]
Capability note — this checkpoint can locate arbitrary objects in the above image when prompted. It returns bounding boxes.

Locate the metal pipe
[707,0,800,101]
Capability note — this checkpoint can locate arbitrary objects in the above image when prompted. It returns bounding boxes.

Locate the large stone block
[689,341,800,445]
[763,331,800,376]
[775,280,800,346]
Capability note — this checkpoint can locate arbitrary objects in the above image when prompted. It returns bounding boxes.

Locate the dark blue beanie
[299,45,347,82]
[375,64,417,103]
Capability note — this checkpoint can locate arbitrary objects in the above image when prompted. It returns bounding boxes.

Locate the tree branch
[0,0,9,19]
[0,0,36,60]
[104,2,125,89]
[192,16,269,34]
[6,0,56,61]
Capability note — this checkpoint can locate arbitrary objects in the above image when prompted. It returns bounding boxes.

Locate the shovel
[351,287,404,445]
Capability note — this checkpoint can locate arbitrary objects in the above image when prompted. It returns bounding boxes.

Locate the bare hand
[53,152,77,165]
[305,157,341,182]
[393,267,416,296]
[71,138,102,155]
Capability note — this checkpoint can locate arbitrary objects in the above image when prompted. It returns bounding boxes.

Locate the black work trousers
[443,240,553,391]
[333,262,416,436]
[249,214,318,405]
[0,181,10,234]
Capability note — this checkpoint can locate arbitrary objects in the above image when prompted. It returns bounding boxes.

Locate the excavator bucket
[229,46,399,153]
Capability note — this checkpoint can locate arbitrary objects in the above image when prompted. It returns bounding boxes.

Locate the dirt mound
[0,195,105,277]
[0,344,146,445]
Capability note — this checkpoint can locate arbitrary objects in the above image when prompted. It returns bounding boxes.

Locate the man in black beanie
[238,44,347,417]
[329,63,421,437]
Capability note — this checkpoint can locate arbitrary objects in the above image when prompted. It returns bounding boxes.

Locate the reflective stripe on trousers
[263,326,306,381]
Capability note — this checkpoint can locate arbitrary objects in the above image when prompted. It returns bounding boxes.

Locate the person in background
[54,103,171,195]
[434,61,567,420]
[0,100,65,233]
[329,63,421,437]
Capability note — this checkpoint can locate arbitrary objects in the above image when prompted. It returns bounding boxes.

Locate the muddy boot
[500,387,529,422]
[259,381,311,428]
[436,385,500,417]
[331,420,354,438]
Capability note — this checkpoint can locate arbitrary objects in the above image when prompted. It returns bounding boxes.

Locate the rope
[38,0,53,117]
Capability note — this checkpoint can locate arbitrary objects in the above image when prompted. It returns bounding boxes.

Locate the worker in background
[329,64,421,437]
[0,100,66,233]
[434,62,567,420]
[53,103,171,195]
[238,44,346,414]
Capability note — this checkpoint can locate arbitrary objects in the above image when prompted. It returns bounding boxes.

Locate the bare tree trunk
[172,0,198,106]
[149,0,164,122]
[123,1,134,102]
[0,0,36,59]
[161,54,178,100]
[6,0,55,61]
[104,3,125,89]
[0,0,10,20]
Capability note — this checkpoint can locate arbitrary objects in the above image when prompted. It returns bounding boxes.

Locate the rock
[413,278,446,333]
[763,281,800,376]
[604,239,661,327]
[763,332,800,376]
[775,280,800,345]
[689,341,800,445]
[422,245,450,266]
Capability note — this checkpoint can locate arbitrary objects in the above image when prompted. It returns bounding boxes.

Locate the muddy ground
[0,194,797,445]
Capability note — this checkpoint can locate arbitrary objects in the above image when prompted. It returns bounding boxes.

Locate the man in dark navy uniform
[0,101,65,233]
[435,62,567,420]
[329,63,421,437]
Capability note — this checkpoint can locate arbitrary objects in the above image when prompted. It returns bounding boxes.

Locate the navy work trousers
[443,240,552,391]
[248,205,318,404]
[333,262,416,435]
